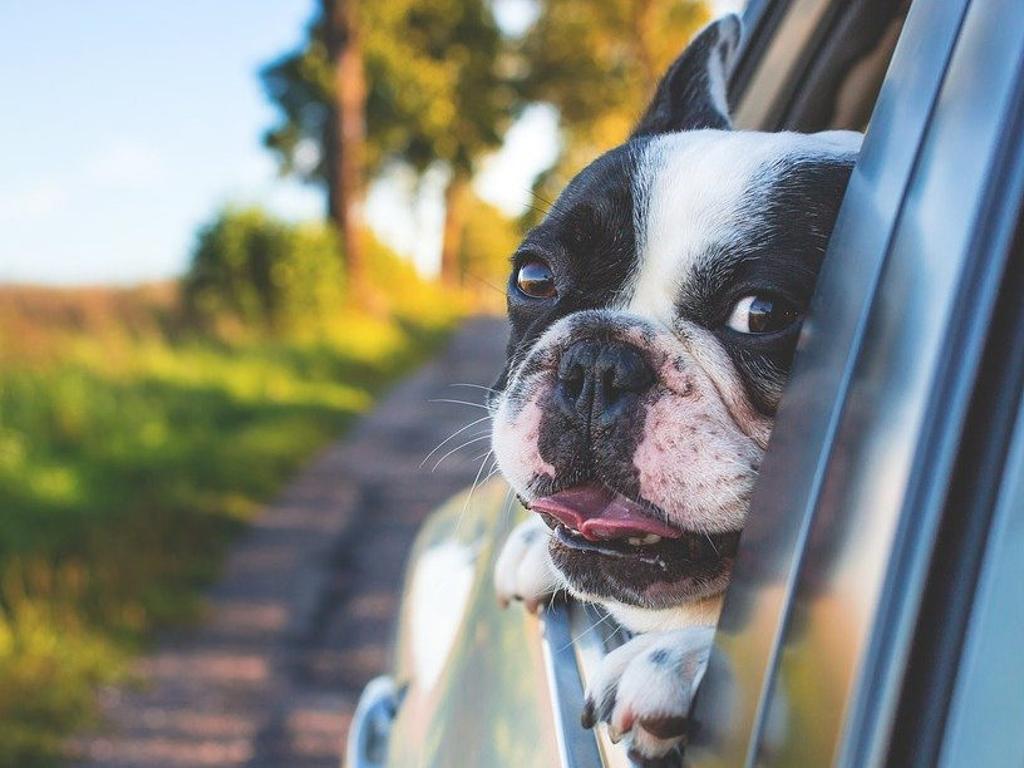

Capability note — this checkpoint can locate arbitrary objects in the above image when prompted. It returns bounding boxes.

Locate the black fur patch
[677,155,856,412]
[549,538,734,610]
[497,144,645,393]
[632,17,737,136]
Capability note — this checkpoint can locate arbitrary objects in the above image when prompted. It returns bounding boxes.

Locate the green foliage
[364,0,513,174]
[520,0,709,151]
[261,22,333,184]
[261,0,514,182]
[516,0,709,228]
[0,289,456,766]
[183,207,345,336]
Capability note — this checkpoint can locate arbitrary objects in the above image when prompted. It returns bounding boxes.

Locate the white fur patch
[626,130,862,324]
[607,596,724,632]
[491,393,555,491]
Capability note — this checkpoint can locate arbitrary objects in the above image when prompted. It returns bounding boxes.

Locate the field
[0,284,457,766]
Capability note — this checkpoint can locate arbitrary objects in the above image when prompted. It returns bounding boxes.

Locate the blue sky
[0,1,740,286]
[0,1,324,284]
[0,1,557,285]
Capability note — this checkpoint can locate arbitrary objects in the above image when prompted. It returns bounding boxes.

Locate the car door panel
[689,0,971,763]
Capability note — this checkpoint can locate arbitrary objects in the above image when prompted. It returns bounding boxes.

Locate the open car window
[691,0,1024,765]
[536,0,1024,766]
[730,0,909,132]
[534,0,918,764]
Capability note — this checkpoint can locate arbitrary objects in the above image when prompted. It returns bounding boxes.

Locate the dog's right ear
[632,15,741,137]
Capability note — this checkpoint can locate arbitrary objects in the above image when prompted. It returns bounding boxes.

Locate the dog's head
[490,16,860,612]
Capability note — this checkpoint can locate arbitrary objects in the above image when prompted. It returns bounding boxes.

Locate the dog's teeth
[627,534,662,546]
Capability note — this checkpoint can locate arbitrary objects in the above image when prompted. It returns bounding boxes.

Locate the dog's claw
[581,699,596,729]
[639,714,689,740]
[627,746,680,768]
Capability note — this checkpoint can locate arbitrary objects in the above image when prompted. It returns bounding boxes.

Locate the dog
[490,14,861,764]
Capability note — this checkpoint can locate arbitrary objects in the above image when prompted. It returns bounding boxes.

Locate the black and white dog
[491,15,860,764]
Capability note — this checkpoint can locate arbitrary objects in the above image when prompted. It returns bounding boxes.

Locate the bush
[183,207,345,336]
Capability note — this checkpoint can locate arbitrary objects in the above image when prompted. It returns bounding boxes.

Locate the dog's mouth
[530,483,740,563]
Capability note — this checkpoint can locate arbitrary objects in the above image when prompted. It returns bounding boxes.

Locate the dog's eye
[727,295,800,334]
[515,260,557,299]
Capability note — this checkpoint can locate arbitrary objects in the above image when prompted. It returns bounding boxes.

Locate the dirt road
[74,316,509,768]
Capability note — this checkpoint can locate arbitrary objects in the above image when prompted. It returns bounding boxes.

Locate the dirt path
[73,316,509,768]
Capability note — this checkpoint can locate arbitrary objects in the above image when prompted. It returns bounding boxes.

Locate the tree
[516,0,710,225]
[260,0,514,286]
[323,0,367,288]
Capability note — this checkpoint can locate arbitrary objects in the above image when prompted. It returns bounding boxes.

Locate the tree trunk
[323,0,366,290]
[440,171,471,287]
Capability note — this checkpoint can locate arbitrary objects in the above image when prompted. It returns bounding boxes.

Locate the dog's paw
[494,516,560,613]
[582,627,715,765]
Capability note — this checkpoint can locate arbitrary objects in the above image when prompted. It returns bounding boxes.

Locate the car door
[690,0,1024,766]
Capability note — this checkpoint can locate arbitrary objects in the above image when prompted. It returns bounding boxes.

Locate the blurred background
[0,0,737,765]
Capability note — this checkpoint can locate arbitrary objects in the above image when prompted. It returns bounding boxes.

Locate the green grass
[0,309,454,767]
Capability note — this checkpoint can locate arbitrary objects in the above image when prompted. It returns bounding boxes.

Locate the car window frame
[885,16,1024,767]
[691,0,1024,766]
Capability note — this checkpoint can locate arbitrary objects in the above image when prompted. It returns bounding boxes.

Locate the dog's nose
[556,339,654,427]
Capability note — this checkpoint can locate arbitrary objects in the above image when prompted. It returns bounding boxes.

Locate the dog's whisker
[429,398,493,411]
[704,532,721,557]
[419,415,493,469]
[461,270,508,296]
[481,463,503,486]
[560,608,617,652]
[456,449,497,535]
[448,383,500,395]
[499,487,516,532]
[431,433,493,472]
[529,189,555,208]
[470,455,502,488]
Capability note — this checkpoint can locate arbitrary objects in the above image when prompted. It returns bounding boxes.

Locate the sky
[0,1,737,285]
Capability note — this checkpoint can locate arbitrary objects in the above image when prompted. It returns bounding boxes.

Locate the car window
[731,0,909,133]
[535,1,930,765]
[691,0,1024,764]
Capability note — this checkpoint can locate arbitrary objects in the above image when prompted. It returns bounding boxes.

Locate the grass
[0,284,459,766]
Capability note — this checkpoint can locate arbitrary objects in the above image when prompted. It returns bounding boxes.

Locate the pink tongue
[531,484,680,542]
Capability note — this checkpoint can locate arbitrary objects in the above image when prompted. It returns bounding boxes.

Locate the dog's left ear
[632,14,742,137]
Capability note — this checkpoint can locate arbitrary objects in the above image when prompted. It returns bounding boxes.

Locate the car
[347,0,1024,764]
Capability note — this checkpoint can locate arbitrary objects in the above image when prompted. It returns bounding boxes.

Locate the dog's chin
[536,508,741,610]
